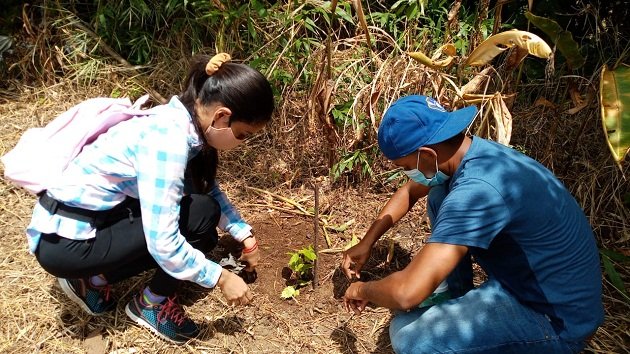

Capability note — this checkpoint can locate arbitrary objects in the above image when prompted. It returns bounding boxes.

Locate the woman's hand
[239,236,260,272]
[217,269,253,306]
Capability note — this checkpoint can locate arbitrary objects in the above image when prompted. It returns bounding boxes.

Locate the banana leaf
[600,64,630,168]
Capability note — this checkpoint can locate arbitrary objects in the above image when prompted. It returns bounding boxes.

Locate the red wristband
[242,241,258,254]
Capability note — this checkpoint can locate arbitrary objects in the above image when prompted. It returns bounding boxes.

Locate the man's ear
[418,146,437,159]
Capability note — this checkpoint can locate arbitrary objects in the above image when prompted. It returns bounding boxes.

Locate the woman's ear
[211,107,233,128]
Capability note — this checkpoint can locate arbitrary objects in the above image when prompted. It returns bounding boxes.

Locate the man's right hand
[341,241,372,280]
[217,269,253,306]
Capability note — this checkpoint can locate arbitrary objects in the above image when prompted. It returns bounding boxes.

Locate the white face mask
[204,122,243,150]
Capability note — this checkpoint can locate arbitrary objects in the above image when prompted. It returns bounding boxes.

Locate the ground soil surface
[0,176,429,354]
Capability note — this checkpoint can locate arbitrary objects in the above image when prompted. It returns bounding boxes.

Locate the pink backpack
[1,95,152,194]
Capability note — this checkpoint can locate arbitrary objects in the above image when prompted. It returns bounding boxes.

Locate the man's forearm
[362,181,426,246]
[358,271,425,310]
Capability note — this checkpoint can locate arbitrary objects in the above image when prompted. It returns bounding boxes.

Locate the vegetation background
[0,0,628,353]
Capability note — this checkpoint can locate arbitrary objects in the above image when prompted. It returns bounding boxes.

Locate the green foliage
[288,245,316,276]
[600,249,630,302]
[281,245,317,299]
[600,64,630,168]
[281,286,300,299]
[331,149,374,183]
[525,12,585,70]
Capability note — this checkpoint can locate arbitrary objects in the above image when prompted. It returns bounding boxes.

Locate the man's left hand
[343,282,369,314]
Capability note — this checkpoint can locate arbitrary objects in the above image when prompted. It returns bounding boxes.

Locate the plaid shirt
[26,96,251,288]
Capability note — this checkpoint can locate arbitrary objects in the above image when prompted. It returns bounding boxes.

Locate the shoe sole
[58,278,101,316]
[124,302,188,345]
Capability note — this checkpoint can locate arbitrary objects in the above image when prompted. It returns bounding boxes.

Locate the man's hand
[343,282,369,314]
[239,236,260,272]
[217,269,253,306]
[341,241,372,280]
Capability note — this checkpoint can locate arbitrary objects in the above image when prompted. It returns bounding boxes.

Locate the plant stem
[312,182,319,289]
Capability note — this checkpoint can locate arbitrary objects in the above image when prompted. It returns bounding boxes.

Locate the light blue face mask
[403,150,450,187]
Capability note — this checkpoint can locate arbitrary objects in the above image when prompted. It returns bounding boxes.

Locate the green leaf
[525,12,585,70]
[288,252,301,271]
[600,249,630,263]
[602,254,629,299]
[281,286,299,299]
[600,64,630,168]
[300,245,317,261]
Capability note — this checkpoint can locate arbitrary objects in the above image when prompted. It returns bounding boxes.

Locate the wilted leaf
[494,96,513,145]
[525,12,585,70]
[408,51,454,69]
[461,67,492,96]
[433,44,457,59]
[534,97,557,109]
[600,64,630,168]
[84,329,107,354]
[351,0,372,49]
[385,238,395,264]
[281,286,299,299]
[566,85,593,115]
[465,30,552,67]
[327,218,355,232]
[344,234,360,250]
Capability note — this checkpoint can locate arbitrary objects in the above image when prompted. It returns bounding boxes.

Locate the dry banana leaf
[408,44,456,69]
[465,30,552,67]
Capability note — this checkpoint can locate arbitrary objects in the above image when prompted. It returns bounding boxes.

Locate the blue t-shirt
[429,137,604,341]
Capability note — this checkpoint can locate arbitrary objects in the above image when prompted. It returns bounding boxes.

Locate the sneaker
[58,278,116,316]
[125,293,199,344]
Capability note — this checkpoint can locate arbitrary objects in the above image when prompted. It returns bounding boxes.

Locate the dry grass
[1,22,629,353]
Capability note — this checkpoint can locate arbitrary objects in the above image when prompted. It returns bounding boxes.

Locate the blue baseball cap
[377,95,478,160]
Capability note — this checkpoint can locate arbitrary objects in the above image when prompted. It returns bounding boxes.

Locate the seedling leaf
[281,286,299,299]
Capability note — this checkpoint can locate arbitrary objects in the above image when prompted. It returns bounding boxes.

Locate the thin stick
[313,182,319,289]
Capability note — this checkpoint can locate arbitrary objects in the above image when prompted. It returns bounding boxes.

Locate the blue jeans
[388,185,584,354]
[389,279,583,353]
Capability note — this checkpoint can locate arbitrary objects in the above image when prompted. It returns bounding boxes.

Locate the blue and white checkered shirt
[26,96,252,288]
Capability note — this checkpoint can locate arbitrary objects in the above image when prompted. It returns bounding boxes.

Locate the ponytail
[179,53,274,193]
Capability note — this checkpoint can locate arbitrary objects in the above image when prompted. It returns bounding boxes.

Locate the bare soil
[0,175,427,353]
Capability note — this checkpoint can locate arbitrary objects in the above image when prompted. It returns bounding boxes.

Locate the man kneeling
[341,95,603,354]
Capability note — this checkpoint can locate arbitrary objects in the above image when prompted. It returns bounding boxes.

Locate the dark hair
[179,54,275,193]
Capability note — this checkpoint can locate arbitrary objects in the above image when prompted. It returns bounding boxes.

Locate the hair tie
[205,53,231,75]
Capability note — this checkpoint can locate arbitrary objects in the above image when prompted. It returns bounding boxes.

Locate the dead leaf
[84,329,107,354]
[461,67,493,96]
[465,30,552,67]
[534,97,557,109]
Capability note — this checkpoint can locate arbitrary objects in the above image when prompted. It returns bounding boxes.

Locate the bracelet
[242,240,258,254]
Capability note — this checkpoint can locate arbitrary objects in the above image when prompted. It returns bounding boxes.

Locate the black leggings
[35,194,220,296]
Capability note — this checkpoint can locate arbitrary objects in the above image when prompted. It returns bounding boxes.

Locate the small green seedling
[281,245,317,299]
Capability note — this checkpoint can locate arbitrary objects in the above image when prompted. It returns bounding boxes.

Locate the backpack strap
[38,193,141,228]
[38,193,107,224]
